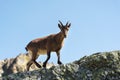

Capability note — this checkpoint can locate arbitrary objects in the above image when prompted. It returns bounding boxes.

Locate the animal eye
[66,28,69,31]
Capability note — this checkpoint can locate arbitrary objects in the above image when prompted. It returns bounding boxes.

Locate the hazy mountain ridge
[1,50,120,80]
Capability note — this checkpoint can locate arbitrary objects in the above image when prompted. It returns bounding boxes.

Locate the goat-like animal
[25,21,71,71]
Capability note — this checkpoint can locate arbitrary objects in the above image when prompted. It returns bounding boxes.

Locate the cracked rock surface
[1,50,120,80]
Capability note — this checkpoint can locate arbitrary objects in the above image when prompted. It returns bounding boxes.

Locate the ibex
[25,21,71,71]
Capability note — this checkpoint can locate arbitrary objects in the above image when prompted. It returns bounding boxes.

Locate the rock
[0,53,54,76]
[1,50,120,80]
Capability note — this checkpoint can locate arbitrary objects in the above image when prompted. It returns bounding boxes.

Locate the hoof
[26,68,30,71]
[38,65,42,68]
[43,63,46,68]
[58,61,62,65]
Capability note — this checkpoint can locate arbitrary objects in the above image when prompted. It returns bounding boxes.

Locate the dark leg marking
[56,51,62,65]
[43,51,51,68]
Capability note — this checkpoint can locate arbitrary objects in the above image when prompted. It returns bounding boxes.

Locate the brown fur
[26,21,71,71]
[26,32,64,53]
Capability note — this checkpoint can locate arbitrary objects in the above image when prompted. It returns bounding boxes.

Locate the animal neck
[55,32,65,44]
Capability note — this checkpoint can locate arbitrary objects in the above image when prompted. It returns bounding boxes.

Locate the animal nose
[64,35,67,38]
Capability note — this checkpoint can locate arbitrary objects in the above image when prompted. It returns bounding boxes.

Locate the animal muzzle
[64,35,67,38]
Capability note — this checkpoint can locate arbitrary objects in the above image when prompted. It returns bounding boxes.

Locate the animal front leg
[56,51,62,65]
[43,51,51,67]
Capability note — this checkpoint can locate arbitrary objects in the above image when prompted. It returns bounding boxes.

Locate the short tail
[25,47,28,51]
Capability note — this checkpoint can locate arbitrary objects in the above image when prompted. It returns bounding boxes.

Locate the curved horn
[59,20,63,26]
[66,21,69,26]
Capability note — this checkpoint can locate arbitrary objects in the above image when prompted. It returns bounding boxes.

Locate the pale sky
[0,0,120,64]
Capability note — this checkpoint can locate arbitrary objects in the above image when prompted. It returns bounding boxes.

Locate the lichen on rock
[1,50,120,80]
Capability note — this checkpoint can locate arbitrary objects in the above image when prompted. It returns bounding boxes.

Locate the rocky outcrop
[1,50,120,80]
[0,53,54,77]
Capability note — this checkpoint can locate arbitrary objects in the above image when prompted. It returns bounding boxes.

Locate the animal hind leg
[27,61,33,71]
[32,50,42,68]
[33,60,41,68]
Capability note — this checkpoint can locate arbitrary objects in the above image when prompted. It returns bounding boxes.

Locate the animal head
[58,21,71,38]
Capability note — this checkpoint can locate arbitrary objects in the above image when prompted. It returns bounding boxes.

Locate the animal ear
[58,24,62,30]
[68,23,71,28]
